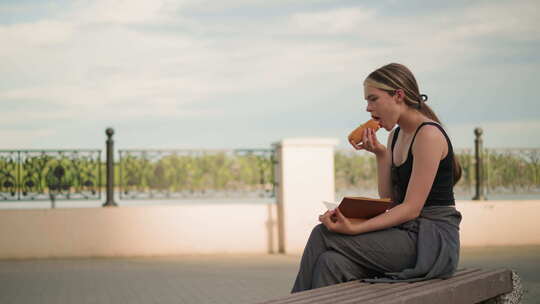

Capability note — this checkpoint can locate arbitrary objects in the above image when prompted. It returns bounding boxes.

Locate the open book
[322,197,397,219]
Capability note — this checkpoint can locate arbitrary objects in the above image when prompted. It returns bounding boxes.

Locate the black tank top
[390,122,455,206]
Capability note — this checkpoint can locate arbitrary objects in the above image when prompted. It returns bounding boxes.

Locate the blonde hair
[365,63,462,185]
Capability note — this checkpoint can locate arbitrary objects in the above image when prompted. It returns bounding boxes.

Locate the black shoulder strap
[390,127,400,165]
[391,127,400,151]
[409,122,453,155]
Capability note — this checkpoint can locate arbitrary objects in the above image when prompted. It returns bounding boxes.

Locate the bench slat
[290,283,408,304]
[256,268,495,304]
[305,269,489,304]
[353,268,513,304]
[255,281,359,304]
[256,269,478,304]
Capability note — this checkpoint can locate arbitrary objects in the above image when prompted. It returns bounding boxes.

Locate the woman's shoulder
[412,122,449,156]
[415,122,447,142]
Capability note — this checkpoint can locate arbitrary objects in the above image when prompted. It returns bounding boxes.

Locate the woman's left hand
[319,208,367,235]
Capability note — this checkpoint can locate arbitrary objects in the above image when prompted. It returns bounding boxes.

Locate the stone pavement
[0,246,538,304]
[0,254,300,304]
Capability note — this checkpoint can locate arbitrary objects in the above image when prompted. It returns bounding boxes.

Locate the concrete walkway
[1,246,538,304]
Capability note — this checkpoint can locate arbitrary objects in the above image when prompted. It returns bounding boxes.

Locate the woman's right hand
[349,128,387,156]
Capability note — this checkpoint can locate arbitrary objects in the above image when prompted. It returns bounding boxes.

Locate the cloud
[0,128,57,149]
[447,120,540,149]
[289,8,375,34]
[0,10,372,117]
[458,0,540,41]
[0,20,74,53]
[68,0,182,25]
[0,0,538,149]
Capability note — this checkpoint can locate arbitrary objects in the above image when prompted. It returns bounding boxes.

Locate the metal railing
[118,149,276,200]
[3,127,537,206]
[335,128,540,200]
[484,148,540,196]
[452,147,540,198]
[0,150,101,204]
[0,129,276,206]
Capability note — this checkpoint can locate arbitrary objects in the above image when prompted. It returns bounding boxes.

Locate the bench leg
[480,271,524,304]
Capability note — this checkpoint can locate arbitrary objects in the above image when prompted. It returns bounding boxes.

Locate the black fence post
[102,128,118,207]
[49,193,56,209]
[473,127,486,200]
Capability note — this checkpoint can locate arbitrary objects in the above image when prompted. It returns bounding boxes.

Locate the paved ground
[0,246,538,304]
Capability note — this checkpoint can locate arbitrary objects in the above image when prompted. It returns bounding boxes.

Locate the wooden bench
[255,268,522,304]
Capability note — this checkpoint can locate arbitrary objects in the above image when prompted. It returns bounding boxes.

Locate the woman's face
[363,85,400,131]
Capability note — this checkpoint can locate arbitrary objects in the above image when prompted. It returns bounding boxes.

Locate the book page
[349,196,392,203]
[322,201,338,210]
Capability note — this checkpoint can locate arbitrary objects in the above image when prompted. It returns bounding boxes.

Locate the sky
[1,0,539,151]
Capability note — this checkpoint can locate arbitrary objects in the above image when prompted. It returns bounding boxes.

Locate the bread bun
[348,119,380,145]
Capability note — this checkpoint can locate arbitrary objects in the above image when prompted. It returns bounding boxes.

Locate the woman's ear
[394,89,405,103]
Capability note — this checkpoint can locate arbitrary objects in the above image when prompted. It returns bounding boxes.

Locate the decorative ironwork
[118,149,276,200]
[454,148,475,196]
[0,150,101,201]
[0,151,18,200]
[483,148,540,195]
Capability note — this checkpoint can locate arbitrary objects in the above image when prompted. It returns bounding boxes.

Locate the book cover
[325,197,397,219]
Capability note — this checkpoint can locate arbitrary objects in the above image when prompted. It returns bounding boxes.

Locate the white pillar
[274,138,339,254]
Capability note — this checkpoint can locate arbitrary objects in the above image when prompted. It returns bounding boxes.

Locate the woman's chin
[382,122,395,131]
[378,119,395,131]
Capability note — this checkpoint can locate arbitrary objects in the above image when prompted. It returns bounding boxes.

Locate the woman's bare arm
[322,125,446,235]
[376,129,395,198]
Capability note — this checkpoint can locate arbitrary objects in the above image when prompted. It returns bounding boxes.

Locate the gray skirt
[291,206,461,292]
[291,223,418,292]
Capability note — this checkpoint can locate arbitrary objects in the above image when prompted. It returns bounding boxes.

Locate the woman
[291,63,463,292]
